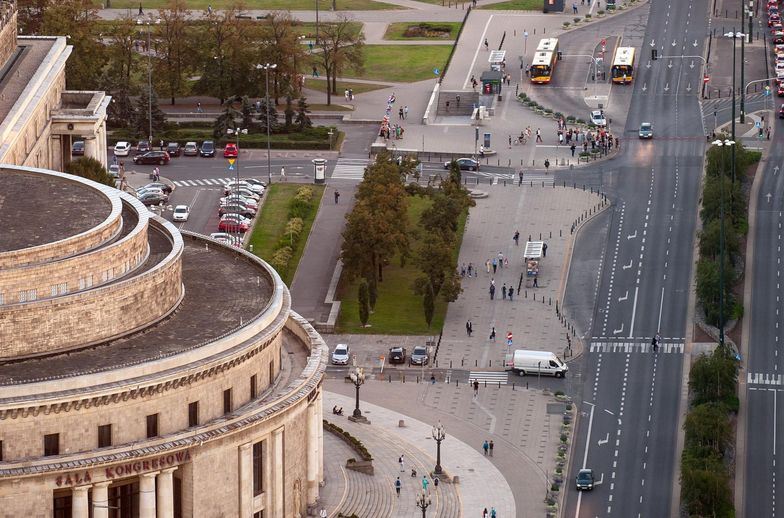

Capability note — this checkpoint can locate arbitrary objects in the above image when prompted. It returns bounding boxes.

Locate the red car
[218,217,249,233]
[777,84,784,96]
[770,14,781,26]
[223,143,238,158]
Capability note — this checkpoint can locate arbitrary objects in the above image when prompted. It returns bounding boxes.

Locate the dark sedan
[388,347,407,364]
[72,140,85,156]
[137,140,151,154]
[133,151,170,165]
[166,142,181,157]
[444,158,479,171]
[200,140,216,157]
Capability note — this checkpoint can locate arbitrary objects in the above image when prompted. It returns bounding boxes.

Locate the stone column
[306,400,319,506]
[317,391,324,484]
[83,136,97,163]
[71,485,90,518]
[273,428,284,517]
[156,468,177,518]
[238,443,253,518]
[50,134,62,171]
[92,482,111,518]
[139,471,159,518]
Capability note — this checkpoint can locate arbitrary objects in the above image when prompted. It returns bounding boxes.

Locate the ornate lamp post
[415,489,432,518]
[136,16,161,143]
[256,63,277,185]
[349,362,366,422]
[432,421,446,475]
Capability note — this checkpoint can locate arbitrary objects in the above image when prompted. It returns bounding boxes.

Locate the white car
[331,344,351,365]
[244,178,267,189]
[172,205,190,222]
[183,141,199,156]
[210,232,242,246]
[114,141,132,157]
[137,186,165,197]
[224,180,263,195]
[590,110,607,127]
[226,187,260,201]
[220,195,258,209]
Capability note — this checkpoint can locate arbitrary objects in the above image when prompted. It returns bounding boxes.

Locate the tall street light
[432,421,446,475]
[348,361,366,422]
[137,16,160,144]
[415,489,432,518]
[724,31,745,132]
[227,127,248,240]
[712,139,734,349]
[257,63,277,185]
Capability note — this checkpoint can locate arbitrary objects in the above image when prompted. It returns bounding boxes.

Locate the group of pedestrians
[379,92,406,141]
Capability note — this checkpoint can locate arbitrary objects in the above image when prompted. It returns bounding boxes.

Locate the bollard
[549,297,551,305]
[389,375,392,382]
[484,380,487,388]
[525,289,528,298]
[417,376,420,383]
[462,358,465,366]
[450,360,453,368]
[403,375,406,383]
[504,180,506,186]
[533,292,536,301]
[549,231,552,238]
[489,359,492,367]
[456,379,459,388]
[512,383,515,390]
[559,229,562,237]
[475,359,478,367]
[583,184,585,191]
[539,232,542,239]
[526,382,529,389]
[498,382,501,388]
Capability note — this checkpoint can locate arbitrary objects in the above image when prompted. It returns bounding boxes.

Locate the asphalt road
[742,118,784,517]
[562,0,710,516]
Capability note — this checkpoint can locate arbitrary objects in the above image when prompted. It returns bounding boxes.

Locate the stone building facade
[0,166,327,518]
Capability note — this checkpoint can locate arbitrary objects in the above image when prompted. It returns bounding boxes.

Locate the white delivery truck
[505,349,568,378]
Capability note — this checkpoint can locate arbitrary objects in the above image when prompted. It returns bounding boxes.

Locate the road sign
[227,158,236,171]
[507,332,513,341]
[433,68,440,76]
[601,38,606,47]
[703,74,710,84]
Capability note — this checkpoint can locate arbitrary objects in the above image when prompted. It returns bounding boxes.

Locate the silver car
[331,344,350,365]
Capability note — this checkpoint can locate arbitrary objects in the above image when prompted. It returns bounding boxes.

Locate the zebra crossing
[518,173,555,186]
[331,158,369,180]
[589,340,684,354]
[747,372,783,386]
[171,177,236,187]
[468,371,509,385]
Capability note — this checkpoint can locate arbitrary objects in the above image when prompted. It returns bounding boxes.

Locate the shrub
[270,246,293,270]
[586,13,592,18]
[563,21,571,27]
[597,9,605,14]
[574,17,581,23]
[289,187,314,218]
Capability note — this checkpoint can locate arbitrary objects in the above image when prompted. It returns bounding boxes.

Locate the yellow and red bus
[611,47,635,84]
[530,51,557,83]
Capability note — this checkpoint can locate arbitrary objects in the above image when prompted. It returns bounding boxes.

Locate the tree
[260,11,308,103]
[681,449,734,518]
[295,97,312,130]
[213,103,242,138]
[284,96,295,130]
[65,157,115,187]
[700,174,746,227]
[18,0,49,35]
[103,15,138,129]
[695,257,735,328]
[368,277,378,311]
[155,0,191,105]
[688,348,738,407]
[698,219,740,264]
[315,16,364,104]
[422,280,435,328]
[358,279,370,327]
[684,402,733,454]
[257,98,280,134]
[134,89,167,140]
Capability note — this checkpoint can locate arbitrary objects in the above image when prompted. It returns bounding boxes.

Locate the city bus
[536,37,559,54]
[611,47,635,84]
[530,51,557,84]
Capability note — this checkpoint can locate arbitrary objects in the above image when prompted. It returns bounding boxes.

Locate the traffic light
[651,49,658,60]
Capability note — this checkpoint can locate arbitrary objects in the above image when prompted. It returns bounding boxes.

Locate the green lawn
[105,0,404,10]
[336,196,468,334]
[304,79,389,95]
[479,0,544,9]
[343,45,453,83]
[246,184,326,286]
[383,22,461,40]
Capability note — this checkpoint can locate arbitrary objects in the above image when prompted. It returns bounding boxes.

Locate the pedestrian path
[468,371,509,385]
[589,340,685,354]
[331,158,370,180]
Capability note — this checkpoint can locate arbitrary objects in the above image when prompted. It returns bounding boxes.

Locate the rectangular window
[250,375,257,399]
[44,433,59,456]
[253,440,265,496]
[269,360,274,384]
[28,289,37,301]
[188,401,199,428]
[146,414,159,438]
[98,424,112,448]
[0,292,4,305]
[0,440,3,461]
[223,388,233,414]
[51,285,58,297]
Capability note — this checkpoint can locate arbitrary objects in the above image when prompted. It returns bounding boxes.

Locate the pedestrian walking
[508,135,512,149]
[486,259,491,273]
[482,440,489,455]
[544,158,550,173]
[196,101,202,113]
[483,509,489,518]
[543,242,548,257]
[489,440,494,456]
[399,455,405,472]
[536,128,543,142]
[491,507,497,518]
[138,2,143,15]
[466,320,472,336]
[334,190,340,204]
[498,251,504,267]
[345,89,350,102]
[571,143,576,157]
[518,171,523,186]
[468,262,474,277]
[474,380,480,399]
[445,100,450,112]
[395,477,401,496]
[489,326,496,341]
[508,287,514,300]
[422,476,429,491]
[573,2,578,13]
[399,107,404,119]
[492,258,497,274]
[489,284,496,300]
[513,230,520,246]
[280,166,286,181]
[404,105,408,119]
[533,277,538,287]
[502,284,507,300]
[456,94,461,107]
[484,38,489,51]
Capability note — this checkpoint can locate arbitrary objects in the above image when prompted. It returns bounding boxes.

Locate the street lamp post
[348,363,367,422]
[137,17,160,143]
[257,63,277,185]
[432,421,446,475]
[724,31,745,131]
[227,126,247,239]
[415,489,432,518]
[712,139,735,349]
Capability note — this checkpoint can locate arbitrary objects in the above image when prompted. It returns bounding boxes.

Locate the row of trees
[18,0,364,119]
[341,154,473,328]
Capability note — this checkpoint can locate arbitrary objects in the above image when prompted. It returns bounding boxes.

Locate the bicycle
[514,135,527,145]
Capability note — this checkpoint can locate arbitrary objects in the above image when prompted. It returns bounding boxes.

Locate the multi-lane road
[563,0,710,516]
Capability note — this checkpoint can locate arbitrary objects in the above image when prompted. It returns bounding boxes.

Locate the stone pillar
[238,442,253,518]
[83,136,98,163]
[51,134,62,172]
[139,471,159,518]
[71,485,90,518]
[306,400,319,505]
[273,428,284,517]
[92,482,111,518]
[156,468,177,518]
[317,391,324,484]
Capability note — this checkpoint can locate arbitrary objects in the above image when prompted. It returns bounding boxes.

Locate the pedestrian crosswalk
[589,340,684,354]
[331,158,369,180]
[468,371,509,385]
[171,177,236,187]
[518,174,555,186]
[747,372,783,386]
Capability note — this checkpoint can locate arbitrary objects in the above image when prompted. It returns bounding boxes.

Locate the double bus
[611,47,636,84]
[530,38,559,84]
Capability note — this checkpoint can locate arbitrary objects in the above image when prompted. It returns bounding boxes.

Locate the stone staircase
[436,91,479,116]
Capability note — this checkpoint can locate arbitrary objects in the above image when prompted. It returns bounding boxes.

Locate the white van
[505,349,568,378]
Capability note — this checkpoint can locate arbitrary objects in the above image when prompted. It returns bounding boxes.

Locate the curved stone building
[0,166,327,518]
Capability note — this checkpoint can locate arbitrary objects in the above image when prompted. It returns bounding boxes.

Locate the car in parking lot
[114,141,132,157]
[136,186,165,197]
[331,344,351,365]
[183,141,199,156]
[200,140,216,157]
[218,215,250,233]
[590,109,607,127]
[223,142,239,158]
[409,346,429,366]
[575,469,595,490]
[224,180,264,195]
[444,157,480,171]
[172,205,190,222]
[137,140,151,154]
[137,192,168,206]
[774,31,784,44]
[244,178,267,190]
[220,195,258,210]
[226,187,261,201]
[72,140,85,156]
[142,182,172,195]
[210,232,242,246]
[108,164,121,179]
[133,151,170,165]
[166,142,182,157]
[388,347,407,364]
[779,104,784,118]
[638,122,653,139]
[218,204,256,219]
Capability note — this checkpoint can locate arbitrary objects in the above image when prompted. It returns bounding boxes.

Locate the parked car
[409,346,429,366]
[133,151,170,165]
[774,31,784,44]
[443,158,479,171]
[576,469,595,490]
[114,141,132,157]
[590,109,607,127]
[172,205,190,222]
[166,142,182,157]
[137,192,168,206]
[72,140,85,156]
[218,204,256,219]
[224,180,264,195]
[218,216,249,233]
[223,142,239,158]
[244,178,267,189]
[220,196,258,210]
[388,347,407,364]
[108,164,121,179]
[142,182,172,195]
[183,141,199,156]
[136,186,165,197]
[137,140,151,154]
[200,140,216,157]
[779,104,784,118]
[331,344,351,365]
[226,187,261,201]
[638,122,653,139]
[778,84,784,97]
[210,232,242,246]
